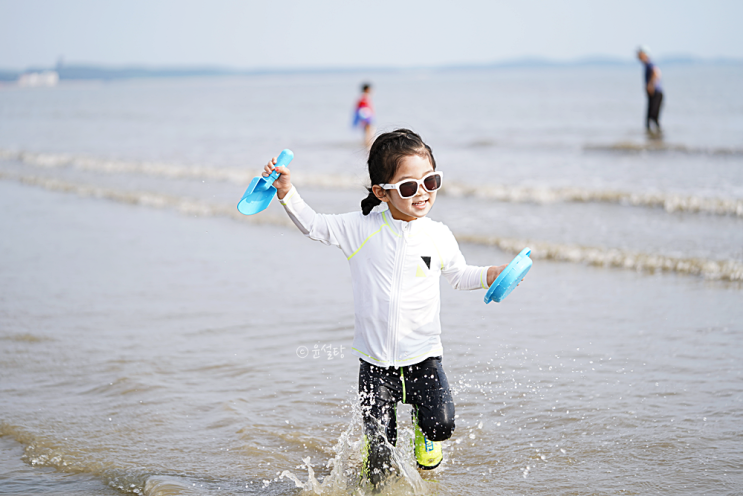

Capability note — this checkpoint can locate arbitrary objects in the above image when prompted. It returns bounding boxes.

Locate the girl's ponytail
[360,128,435,216]
[360,188,382,215]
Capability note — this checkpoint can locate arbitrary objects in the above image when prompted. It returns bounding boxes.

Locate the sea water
[1,65,742,495]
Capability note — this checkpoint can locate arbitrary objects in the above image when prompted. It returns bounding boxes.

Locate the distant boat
[18,71,59,87]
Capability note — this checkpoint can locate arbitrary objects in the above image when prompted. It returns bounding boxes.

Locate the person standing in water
[637,46,663,134]
[353,83,375,149]
[262,129,512,489]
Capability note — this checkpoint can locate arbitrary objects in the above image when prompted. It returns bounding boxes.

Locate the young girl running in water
[263,129,507,488]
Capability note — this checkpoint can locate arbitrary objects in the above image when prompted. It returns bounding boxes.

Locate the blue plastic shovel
[237,149,294,215]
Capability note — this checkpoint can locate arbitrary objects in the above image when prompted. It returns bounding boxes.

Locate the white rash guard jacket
[280,186,489,368]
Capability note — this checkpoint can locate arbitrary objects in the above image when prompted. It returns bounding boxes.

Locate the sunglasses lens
[423,173,442,191]
[398,181,419,198]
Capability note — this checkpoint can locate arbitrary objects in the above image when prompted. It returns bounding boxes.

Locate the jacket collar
[379,206,428,235]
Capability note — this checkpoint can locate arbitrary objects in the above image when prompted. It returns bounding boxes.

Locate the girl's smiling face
[372,154,436,222]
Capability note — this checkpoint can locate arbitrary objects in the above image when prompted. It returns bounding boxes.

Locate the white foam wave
[0,148,256,184]
[0,149,743,217]
[0,170,293,228]
[0,421,236,495]
[585,141,743,156]
[0,147,364,191]
[458,234,743,282]
[0,422,157,495]
[3,171,741,282]
[444,182,743,217]
[3,147,742,217]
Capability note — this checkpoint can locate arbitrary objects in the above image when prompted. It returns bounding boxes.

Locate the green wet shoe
[413,422,442,470]
[362,433,393,489]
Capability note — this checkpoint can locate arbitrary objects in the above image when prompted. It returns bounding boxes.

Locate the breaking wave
[3,171,741,282]
[0,170,291,226]
[457,235,743,282]
[0,422,198,495]
[3,147,742,217]
[585,141,743,156]
[1,404,428,496]
[0,148,362,190]
[444,181,743,217]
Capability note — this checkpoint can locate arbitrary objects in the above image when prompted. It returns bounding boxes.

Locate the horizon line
[2,54,742,80]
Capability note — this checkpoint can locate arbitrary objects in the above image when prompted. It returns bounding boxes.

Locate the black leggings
[646,91,663,131]
[359,357,455,482]
[358,357,455,471]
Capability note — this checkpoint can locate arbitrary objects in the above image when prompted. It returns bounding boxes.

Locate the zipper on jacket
[390,222,410,366]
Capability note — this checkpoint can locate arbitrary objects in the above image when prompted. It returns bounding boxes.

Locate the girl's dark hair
[360,129,436,215]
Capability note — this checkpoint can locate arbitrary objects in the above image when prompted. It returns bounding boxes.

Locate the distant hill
[1,57,741,82]
[0,64,244,82]
[0,70,21,82]
[55,65,241,80]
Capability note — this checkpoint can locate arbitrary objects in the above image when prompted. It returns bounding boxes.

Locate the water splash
[279,400,429,495]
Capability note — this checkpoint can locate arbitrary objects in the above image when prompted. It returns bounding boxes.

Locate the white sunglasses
[379,171,444,199]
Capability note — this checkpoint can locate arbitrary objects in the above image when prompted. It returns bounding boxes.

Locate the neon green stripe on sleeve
[481,267,489,289]
[279,188,296,204]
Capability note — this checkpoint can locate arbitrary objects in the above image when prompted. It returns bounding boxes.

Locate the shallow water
[1,66,742,494]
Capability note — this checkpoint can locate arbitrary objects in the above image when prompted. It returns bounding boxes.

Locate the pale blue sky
[1,0,741,70]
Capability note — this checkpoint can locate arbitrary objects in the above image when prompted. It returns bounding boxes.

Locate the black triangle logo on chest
[421,256,431,269]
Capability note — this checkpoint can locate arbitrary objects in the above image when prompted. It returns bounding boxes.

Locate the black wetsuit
[359,356,455,483]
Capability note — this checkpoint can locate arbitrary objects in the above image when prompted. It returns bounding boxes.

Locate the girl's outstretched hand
[486,263,527,287]
[486,264,508,287]
[263,157,292,199]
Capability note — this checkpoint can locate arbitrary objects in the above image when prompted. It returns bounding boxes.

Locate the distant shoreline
[2,57,742,83]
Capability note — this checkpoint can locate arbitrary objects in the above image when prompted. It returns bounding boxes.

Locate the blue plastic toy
[484,247,532,304]
[237,149,294,215]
